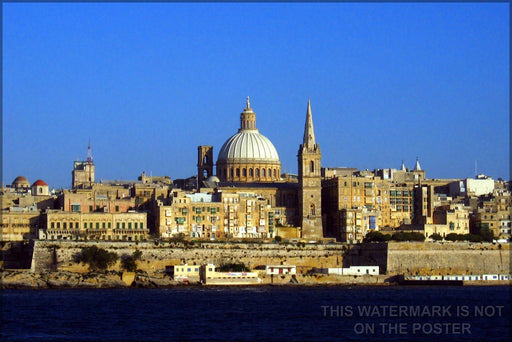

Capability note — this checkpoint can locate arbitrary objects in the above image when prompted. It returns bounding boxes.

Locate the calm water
[1,286,511,341]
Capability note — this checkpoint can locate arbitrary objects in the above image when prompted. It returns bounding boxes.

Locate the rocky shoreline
[1,269,398,289]
[0,270,179,289]
[2,270,509,289]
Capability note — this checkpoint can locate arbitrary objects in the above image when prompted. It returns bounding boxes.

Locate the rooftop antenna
[87,140,93,163]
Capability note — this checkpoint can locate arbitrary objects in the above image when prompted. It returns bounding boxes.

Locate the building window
[115,206,119,212]
[255,169,259,177]
[128,222,132,229]
[242,168,247,177]
[262,169,266,177]
[236,168,240,177]
[310,161,314,173]
[249,168,253,177]
[310,204,315,216]
[96,223,99,229]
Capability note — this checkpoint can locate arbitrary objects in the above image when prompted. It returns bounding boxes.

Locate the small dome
[217,131,280,163]
[32,179,48,187]
[206,175,220,183]
[12,176,30,188]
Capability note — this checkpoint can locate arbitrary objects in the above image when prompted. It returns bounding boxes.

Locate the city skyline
[3,2,509,189]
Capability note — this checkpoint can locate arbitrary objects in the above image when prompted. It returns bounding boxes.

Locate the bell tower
[298,99,323,240]
[197,145,214,185]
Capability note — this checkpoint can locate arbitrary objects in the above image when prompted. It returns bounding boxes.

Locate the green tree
[121,250,143,272]
[479,228,494,242]
[445,233,461,242]
[430,233,443,241]
[363,231,391,242]
[274,236,282,243]
[76,246,118,272]
[121,255,137,272]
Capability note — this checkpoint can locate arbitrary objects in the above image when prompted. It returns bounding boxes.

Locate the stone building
[40,210,148,241]
[57,187,135,214]
[72,142,95,189]
[156,189,287,240]
[0,206,42,241]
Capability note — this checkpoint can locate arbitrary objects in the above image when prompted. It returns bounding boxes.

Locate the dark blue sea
[1,286,511,341]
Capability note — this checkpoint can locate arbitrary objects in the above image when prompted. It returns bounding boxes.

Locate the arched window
[268,168,271,178]
[262,169,266,177]
[203,155,208,164]
[255,169,259,177]
[310,204,315,216]
[274,169,277,178]
[236,168,240,177]
[310,161,314,173]
[249,168,253,177]
[230,168,234,178]
[242,168,247,177]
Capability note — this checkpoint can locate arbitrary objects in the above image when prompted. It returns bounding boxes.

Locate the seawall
[30,240,510,276]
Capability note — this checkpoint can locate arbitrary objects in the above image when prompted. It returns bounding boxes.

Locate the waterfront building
[156,188,287,240]
[40,210,148,241]
[0,206,42,241]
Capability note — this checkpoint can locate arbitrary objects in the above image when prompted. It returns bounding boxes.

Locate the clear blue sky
[3,2,510,189]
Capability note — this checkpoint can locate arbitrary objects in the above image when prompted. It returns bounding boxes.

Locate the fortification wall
[386,242,510,275]
[31,241,510,276]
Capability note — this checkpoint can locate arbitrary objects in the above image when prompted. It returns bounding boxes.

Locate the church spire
[414,157,422,171]
[303,99,317,149]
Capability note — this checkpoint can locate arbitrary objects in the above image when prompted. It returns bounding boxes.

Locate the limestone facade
[41,210,148,241]
[298,100,323,240]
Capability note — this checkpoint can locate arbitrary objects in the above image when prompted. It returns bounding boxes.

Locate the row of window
[49,221,144,229]
[72,205,121,213]
[218,167,279,179]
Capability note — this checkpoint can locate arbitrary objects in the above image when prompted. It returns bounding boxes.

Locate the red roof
[32,179,48,187]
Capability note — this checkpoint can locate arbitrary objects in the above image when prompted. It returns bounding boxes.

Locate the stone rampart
[31,241,510,276]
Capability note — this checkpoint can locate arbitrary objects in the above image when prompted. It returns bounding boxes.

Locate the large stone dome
[12,175,30,188]
[216,98,281,183]
[218,130,280,162]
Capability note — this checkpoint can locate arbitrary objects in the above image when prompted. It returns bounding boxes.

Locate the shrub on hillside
[121,250,143,272]
[75,246,118,272]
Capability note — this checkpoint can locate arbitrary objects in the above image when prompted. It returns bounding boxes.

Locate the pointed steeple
[303,99,317,149]
[414,157,422,171]
[400,160,406,171]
